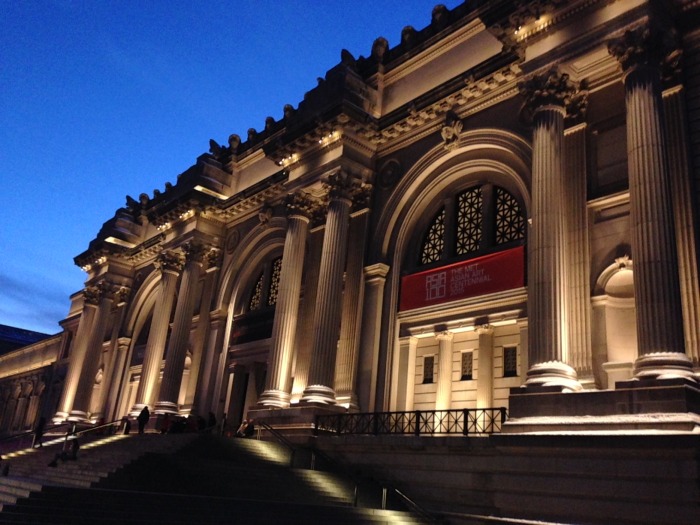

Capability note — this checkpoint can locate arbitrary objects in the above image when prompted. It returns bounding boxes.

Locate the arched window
[232,255,283,345]
[416,184,525,268]
[247,256,282,312]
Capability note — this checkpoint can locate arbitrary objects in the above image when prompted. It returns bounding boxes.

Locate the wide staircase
[0,432,430,524]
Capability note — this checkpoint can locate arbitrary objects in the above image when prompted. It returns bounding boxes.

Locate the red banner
[399,246,525,311]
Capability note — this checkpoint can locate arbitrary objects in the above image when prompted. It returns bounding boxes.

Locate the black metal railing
[314,408,507,436]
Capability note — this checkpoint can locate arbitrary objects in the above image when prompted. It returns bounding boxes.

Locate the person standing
[33,416,46,448]
[137,406,150,434]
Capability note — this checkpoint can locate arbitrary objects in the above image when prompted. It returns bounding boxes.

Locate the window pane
[495,187,525,244]
[456,187,482,254]
[461,352,473,380]
[420,208,445,264]
[423,355,434,384]
[503,346,518,377]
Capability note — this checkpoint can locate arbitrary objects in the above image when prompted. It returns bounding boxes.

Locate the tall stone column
[104,337,131,421]
[132,250,183,413]
[663,85,700,366]
[302,171,362,405]
[70,282,115,421]
[54,285,100,421]
[185,250,220,412]
[335,204,371,410]
[435,331,454,411]
[258,192,316,408]
[390,336,418,411]
[156,242,207,414]
[564,123,593,375]
[609,27,694,379]
[519,70,582,391]
[357,263,390,412]
[476,325,494,409]
[193,313,226,415]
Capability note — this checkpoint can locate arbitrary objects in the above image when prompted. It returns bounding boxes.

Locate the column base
[257,389,291,409]
[602,361,634,390]
[129,403,149,417]
[300,384,337,405]
[67,410,90,423]
[334,392,359,411]
[154,401,179,415]
[53,411,69,424]
[521,361,582,392]
[633,352,698,381]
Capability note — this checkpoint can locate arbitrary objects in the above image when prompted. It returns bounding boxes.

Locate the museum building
[1,0,699,440]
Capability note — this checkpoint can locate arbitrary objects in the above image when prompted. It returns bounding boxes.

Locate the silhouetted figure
[235,419,249,437]
[244,418,255,438]
[160,413,170,434]
[34,416,46,448]
[137,406,150,434]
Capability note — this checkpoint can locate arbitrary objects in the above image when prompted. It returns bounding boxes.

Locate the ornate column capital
[608,25,681,80]
[518,70,587,121]
[284,191,319,220]
[204,247,222,273]
[475,324,494,336]
[436,330,454,342]
[324,169,364,203]
[82,284,104,306]
[155,249,184,275]
[181,241,207,265]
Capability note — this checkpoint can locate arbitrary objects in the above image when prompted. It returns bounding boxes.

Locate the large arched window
[417,184,525,268]
[232,255,282,345]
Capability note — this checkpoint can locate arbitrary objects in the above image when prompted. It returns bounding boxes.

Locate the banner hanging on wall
[399,245,525,311]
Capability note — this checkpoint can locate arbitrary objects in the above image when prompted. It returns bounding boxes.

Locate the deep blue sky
[1,1,464,335]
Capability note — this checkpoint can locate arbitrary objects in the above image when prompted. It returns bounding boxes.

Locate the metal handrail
[257,421,439,521]
[0,422,74,455]
[315,407,507,436]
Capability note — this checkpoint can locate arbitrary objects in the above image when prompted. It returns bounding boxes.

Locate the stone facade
[3,1,700,434]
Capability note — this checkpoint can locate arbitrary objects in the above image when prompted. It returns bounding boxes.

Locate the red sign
[399,246,525,311]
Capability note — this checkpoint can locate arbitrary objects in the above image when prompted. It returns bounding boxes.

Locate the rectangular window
[461,352,473,380]
[503,346,518,377]
[423,355,434,384]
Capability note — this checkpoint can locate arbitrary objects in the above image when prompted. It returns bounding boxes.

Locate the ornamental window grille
[420,208,445,264]
[423,355,435,384]
[495,187,525,244]
[247,255,283,312]
[267,257,283,307]
[248,272,264,311]
[461,352,473,381]
[503,346,518,378]
[456,187,482,255]
[417,184,525,268]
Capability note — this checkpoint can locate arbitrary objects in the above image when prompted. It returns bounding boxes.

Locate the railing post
[414,411,420,437]
[336,413,342,435]
[381,487,387,510]
[310,450,316,471]
[500,407,507,428]
[313,415,319,437]
[372,413,379,436]
[462,409,469,436]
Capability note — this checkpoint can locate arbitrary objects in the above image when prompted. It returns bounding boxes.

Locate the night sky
[1,1,464,334]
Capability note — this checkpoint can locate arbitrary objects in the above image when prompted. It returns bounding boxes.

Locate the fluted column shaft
[133,253,182,412]
[334,209,370,410]
[435,331,454,411]
[625,66,685,358]
[357,263,390,412]
[476,325,494,409]
[156,244,205,414]
[529,105,568,366]
[663,86,700,364]
[258,207,311,408]
[518,70,582,391]
[564,124,593,374]
[302,182,354,404]
[70,290,113,420]
[54,288,98,421]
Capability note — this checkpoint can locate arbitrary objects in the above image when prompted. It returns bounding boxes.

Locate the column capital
[475,324,494,335]
[181,241,208,265]
[155,249,184,274]
[284,191,319,220]
[518,69,586,121]
[324,169,364,203]
[436,330,454,342]
[204,247,222,273]
[608,25,681,80]
[363,263,390,281]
